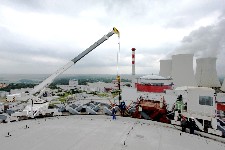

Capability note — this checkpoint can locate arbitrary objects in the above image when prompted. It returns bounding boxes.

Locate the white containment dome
[159,59,172,78]
[171,54,196,87]
[220,78,225,91]
[195,57,221,87]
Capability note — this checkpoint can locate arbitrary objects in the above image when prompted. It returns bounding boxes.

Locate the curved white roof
[1,115,224,150]
[140,74,167,80]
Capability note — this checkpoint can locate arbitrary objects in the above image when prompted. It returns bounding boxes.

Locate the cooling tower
[221,79,225,92]
[159,59,172,78]
[195,57,221,87]
[171,54,196,87]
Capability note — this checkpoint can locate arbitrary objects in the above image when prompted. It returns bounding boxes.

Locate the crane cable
[117,35,120,77]
[116,32,121,105]
[112,27,120,80]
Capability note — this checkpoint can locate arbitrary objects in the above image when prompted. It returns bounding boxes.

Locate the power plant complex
[1,27,225,150]
[133,53,224,92]
[122,50,225,138]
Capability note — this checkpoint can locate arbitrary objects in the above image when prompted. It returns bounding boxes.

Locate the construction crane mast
[29,27,120,97]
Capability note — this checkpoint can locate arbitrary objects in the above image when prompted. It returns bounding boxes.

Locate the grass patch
[97,93,110,97]
[58,92,71,103]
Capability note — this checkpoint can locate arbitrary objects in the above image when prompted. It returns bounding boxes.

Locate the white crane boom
[30,27,119,95]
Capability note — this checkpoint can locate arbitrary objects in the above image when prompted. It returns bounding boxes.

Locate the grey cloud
[141,44,177,55]
[1,0,94,18]
[169,18,225,57]
[1,0,43,12]
[0,26,77,60]
[103,0,150,17]
[164,0,225,28]
[1,0,224,74]
[0,26,121,72]
[166,17,225,76]
[165,16,194,28]
[104,0,224,29]
[2,0,224,28]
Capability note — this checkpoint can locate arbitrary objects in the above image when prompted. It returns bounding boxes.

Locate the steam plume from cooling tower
[166,17,225,83]
[168,18,225,58]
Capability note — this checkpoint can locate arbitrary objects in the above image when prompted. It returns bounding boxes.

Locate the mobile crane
[30,27,119,96]
[7,27,120,120]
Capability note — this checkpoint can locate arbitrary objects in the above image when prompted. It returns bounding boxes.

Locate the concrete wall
[221,78,225,92]
[172,54,196,87]
[195,57,221,87]
[159,59,172,78]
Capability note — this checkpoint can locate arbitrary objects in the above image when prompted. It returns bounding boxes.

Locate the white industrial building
[195,57,221,88]
[10,88,32,95]
[57,79,79,91]
[5,88,32,102]
[6,93,21,102]
[79,82,117,93]
[159,59,172,78]
[171,54,197,87]
[0,91,9,98]
[69,79,78,86]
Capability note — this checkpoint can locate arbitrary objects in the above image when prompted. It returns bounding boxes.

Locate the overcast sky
[0,0,224,75]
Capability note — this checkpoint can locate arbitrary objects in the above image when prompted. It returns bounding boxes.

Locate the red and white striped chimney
[131,48,136,75]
